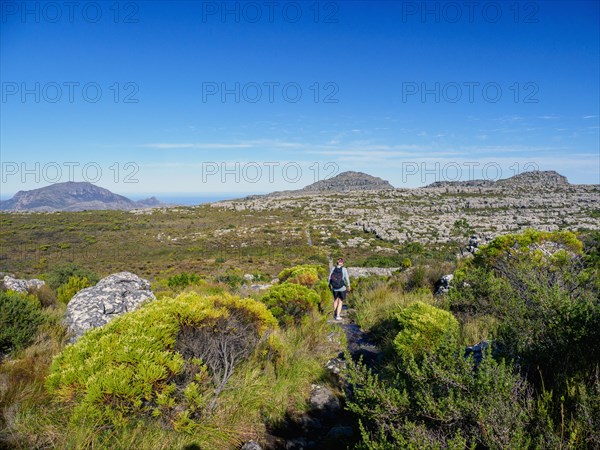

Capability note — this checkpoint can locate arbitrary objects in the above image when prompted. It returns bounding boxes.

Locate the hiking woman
[328,258,350,321]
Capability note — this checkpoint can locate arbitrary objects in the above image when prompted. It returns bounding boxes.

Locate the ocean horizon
[129,193,265,206]
[0,192,265,206]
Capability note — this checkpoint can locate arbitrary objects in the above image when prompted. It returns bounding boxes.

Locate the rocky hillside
[301,171,394,192]
[496,170,569,187]
[258,171,394,198]
[424,170,568,189]
[213,170,600,246]
[0,182,163,212]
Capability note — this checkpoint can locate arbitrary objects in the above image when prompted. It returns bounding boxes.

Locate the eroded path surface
[261,306,381,450]
[341,320,381,368]
[327,306,381,370]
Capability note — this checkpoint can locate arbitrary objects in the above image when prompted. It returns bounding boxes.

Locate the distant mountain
[300,171,395,192]
[496,170,569,187]
[424,170,569,189]
[249,171,395,199]
[134,196,163,208]
[0,182,164,212]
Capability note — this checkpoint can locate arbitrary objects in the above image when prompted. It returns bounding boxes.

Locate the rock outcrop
[466,235,480,254]
[347,267,399,278]
[1,275,45,293]
[434,274,454,295]
[65,272,155,342]
[465,341,490,364]
[309,385,341,420]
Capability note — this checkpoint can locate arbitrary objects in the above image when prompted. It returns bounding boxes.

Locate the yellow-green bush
[277,264,325,287]
[56,276,92,304]
[46,292,278,429]
[393,301,459,361]
[261,283,320,327]
[475,228,583,267]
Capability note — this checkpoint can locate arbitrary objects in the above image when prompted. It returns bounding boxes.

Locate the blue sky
[1,0,599,197]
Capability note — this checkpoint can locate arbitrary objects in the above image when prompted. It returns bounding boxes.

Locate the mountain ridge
[0,171,580,212]
[423,170,569,188]
[0,182,164,212]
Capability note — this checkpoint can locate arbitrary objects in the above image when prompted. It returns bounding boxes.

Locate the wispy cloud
[461,144,569,154]
[139,139,304,150]
[245,139,304,148]
[140,143,253,149]
[494,115,525,123]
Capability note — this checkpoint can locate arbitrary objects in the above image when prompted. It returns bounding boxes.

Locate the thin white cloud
[461,144,569,154]
[583,115,598,119]
[495,115,524,123]
[139,139,305,150]
[244,139,304,148]
[141,143,253,149]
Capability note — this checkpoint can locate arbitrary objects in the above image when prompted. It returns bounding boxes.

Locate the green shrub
[308,254,329,265]
[401,262,453,293]
[261,283,320,327]
[397,261,454,292]
[447,265,512,315]
[393,301,459,361]
[581,231,600,270]
[181,280,227,297]
[403,242,424,255]
[346,342,534,449]
[446,229,600,447]
[404,266,426,292]
[451,218,474,240]
[46,292,278,429]
[359,254,401,268]
[352,284,431,332]
[449,230,600,385]
[0,291,46,358]
[56,276,92,304]
[250,271,270,282]
[214,269,244,288]
[358,254,413,269]
[167,272,201,290]
[459,314,499,346]
[46,263,99,291]
[277,264,325,287]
